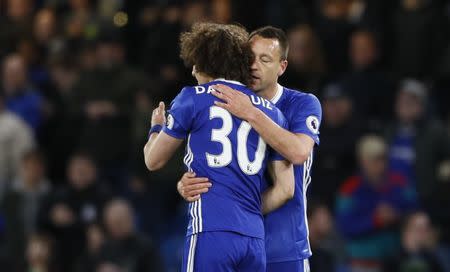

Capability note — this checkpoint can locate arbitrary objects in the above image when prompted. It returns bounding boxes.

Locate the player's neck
[195,73,214,84]
[259,82,279,101]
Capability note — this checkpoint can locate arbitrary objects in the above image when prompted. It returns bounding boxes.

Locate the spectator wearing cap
[0,88,35,199]
[336,135,418,270]
[385,79,450,248]
[311,83,365,208]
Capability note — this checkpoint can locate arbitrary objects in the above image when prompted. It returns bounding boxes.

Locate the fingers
[182,173,209,185]
[214,101,230,110]
[181,178,211,202]
[186,195,201,202]
[189,188,210,195]
[184,185,210,202]
[213,84,235,96]
[154,101,165,115]
[211,88,231,102]
[159,101,165,112]
[183,172,196,178]
[185,182,212,190]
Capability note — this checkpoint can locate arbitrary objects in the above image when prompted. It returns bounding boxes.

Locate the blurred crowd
[0,0,449,271]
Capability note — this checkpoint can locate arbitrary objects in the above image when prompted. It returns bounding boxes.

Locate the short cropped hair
[250,26,289,60]
[179,22,254,86]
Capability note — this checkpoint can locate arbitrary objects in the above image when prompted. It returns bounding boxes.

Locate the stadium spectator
[385,80,450,242]
[24,234,58,272]
[2,53,45,133]
[383,211,444,272]
[1,149,51,270]
[0,0,33,59]
[336,135,418,271]
[97,199,163,272]
[341,29,392,124]
[0,88,35,198]
[282,24,327,92]
[75,223,105,272]
[30,8,59,92]
[139,4,187,102]
[311,83,365,208]
[390,0,446,79]
[44,55,83,181]
[33,8,58,49]
[38,152,112,269]
[308,199,346,272]
[314,0,353,77]
[71,29,146,189]
[63,0,97,42]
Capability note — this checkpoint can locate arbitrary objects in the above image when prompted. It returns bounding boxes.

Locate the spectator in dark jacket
[311,83,365,209]
[71,29,146,191]
[96,199,163,272]
[390,0,446,79]
[0,0,33,59]
[384,211,444,272]
[75,223,105,272]
[314,0,353,78]
[336,135,418,270]
[341,29,393,124]
[308,199,346,272]
[1,149,51,270]
[281,24,327,92]
[38,152,112,270]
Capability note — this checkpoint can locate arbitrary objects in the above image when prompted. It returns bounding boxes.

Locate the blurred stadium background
[0,0,449,271]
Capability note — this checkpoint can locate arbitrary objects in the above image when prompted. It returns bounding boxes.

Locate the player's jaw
[250,72,263,91]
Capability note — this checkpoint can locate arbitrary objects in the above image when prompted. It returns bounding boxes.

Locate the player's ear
[278,60,288,77]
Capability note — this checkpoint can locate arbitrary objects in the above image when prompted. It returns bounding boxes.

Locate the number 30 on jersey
[206,106,266,175]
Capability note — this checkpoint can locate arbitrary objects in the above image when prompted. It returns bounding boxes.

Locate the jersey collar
[270,84,284,104]
[213,78,245,86]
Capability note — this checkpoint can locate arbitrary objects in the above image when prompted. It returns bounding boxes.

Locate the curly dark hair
[179,22,254,86]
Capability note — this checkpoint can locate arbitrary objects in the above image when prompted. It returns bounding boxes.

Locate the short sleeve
[269,148,285,161]
[289,94,322,145]
[162,87,195,139]
[269,108,288,161]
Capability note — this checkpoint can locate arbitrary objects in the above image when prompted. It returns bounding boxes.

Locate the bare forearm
[262,160,295,214]
[262,186,290,214]
[247,108,310,164]
[143,133,159,170]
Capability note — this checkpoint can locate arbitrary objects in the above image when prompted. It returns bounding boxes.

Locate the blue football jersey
[163,79,287,239]
[264,85,322,263]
